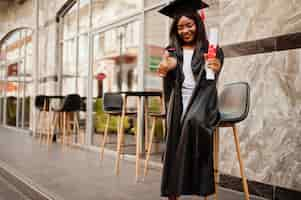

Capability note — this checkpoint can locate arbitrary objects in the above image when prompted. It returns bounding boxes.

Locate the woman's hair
[169,12,208,55]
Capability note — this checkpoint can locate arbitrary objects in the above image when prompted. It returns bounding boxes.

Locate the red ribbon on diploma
[199,9,205,21]
[207,44,217,59]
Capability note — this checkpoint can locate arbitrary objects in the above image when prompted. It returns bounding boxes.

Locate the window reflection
[79,0,90,32]
[93,21,139,95]
[92,20,140,146]
[92,0,142,28]
[78,34,89,97]
[144,9,168,90]
[0,29,33,128]
[63,2,77,39]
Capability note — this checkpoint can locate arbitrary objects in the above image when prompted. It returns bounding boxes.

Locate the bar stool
[78,98,87,144]
[50,94,82,146]
[34,95,50,143]
[143,95,166,177]
[100,93,137,160]
[212,82,250,200]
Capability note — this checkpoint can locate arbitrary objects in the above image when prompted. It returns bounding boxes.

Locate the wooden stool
[143,94,166,178]
[143,113,166,177]
[144,94,166,177]
[114,94,138,179]
[49,94,82,147]
[100,93,137,160]
[34,95,50,144]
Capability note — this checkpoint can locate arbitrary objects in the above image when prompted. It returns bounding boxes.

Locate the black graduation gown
[161,45,224,197]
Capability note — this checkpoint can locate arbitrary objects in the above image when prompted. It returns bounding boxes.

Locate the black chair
[211,82,250,200]
[35,95,49,111]
[34,95,50,143]
[100,93,137,160]
[50,94,82,146]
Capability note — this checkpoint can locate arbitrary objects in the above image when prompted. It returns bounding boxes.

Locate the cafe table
[112,91,163,182]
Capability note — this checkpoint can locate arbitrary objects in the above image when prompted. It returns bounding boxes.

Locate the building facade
[0,0,300,198]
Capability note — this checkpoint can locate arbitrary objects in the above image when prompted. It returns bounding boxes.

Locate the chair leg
[100,115,110,160]
[74,112,81,144]
[62,112,66,147]
[42,110,48,144]
[135,97,142,182]
[66,113,70,145]
[232,125,250,200]
[49,112,56,145]
[71,112,77,145]
[38,111,42,143]
[213,128,220,200]
[115,112,126,176]
[68,113,72,145]
[162,119,166,138]
[46,111,52,146]
[69,113,73,145]
[39,111,44,144]
[51,113,58,142]
[204,197,208,200]
[144,117,156,178]
[144,98,149,150]
[35,111,40,138]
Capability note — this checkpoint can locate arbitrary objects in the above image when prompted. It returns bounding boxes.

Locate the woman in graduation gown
[157,0,224,199]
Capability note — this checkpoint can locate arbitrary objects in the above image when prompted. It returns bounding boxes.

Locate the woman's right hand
[157,51,177,77]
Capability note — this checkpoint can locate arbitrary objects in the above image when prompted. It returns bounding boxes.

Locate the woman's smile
[177,16,197,44]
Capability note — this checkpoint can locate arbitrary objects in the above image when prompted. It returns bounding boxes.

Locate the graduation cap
[159,0,209,18]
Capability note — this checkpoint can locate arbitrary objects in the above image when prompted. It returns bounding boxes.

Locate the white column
[85,0,93,145]
[75,0,79,93]
[137,8,145,153]
[32,0,39,135]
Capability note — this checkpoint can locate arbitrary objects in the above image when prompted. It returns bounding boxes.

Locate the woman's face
[177,16,197,44]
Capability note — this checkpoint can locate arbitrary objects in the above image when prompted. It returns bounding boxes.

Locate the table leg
[136,96,141,182]
[115,95,127,176]
[144,97,149,152]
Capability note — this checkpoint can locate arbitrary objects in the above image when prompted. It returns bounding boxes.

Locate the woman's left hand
[204,54,221,73]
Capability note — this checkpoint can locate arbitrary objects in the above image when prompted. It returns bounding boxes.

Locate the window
[0,28,33,128]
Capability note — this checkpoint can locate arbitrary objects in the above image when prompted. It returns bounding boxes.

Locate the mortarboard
[158,0,209,18]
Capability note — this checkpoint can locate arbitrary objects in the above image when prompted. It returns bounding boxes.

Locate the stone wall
[207,0,301,191]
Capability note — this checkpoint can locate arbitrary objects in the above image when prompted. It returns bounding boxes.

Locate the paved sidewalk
[0,173,31,200]
[0,127,265,200]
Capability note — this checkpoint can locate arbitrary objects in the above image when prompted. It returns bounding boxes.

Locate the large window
[0,28,33,129]
[91,21,140,146]
[58,0,168,148]
[60,0,142,143]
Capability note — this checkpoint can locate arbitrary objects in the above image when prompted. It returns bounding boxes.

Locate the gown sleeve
[163,67,176,109]
[216,46,224,77]
[162,46,178,108]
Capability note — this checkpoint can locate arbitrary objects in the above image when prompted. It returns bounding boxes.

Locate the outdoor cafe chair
[34,95,50,143]
[211,82,250,200]
[143,94,166,177]
[100,93,137,160]
[50,94,82,146]
[142,82,250,200]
